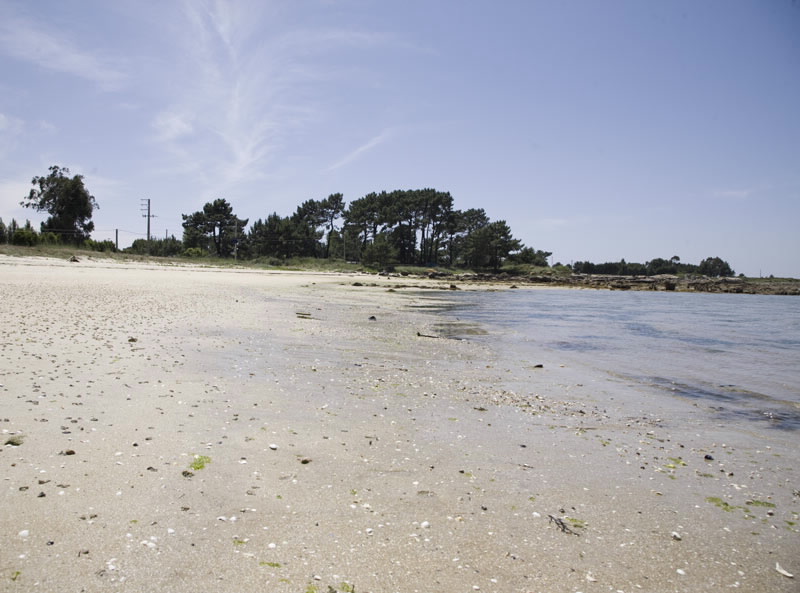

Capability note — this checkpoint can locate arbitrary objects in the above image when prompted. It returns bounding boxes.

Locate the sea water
[426,289,800,430]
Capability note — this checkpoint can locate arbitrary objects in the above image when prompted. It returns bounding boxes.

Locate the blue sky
[1,0,798,277]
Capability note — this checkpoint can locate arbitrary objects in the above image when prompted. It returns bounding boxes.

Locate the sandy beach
[1,255,798,593]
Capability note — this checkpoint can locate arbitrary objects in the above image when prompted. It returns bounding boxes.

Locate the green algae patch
[745,499,776,508]
[706,497,740,512]
[565,517,587,531]
[190,455,212,471]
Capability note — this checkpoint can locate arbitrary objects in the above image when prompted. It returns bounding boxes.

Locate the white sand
[1,255,798,593]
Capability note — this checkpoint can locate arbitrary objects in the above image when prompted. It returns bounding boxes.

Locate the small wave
[548,340,603,352]
[632,375,800,430]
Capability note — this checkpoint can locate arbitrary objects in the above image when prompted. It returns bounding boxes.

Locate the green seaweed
[745,499,776,508]
[260,561,281,568]
[706,496,740,512]
[565,517,587,529]
[190,455,212,471]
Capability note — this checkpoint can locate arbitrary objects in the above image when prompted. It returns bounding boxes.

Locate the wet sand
[1,256,798,592]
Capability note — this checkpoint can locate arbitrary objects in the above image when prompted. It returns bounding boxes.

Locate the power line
[96,228,146,236]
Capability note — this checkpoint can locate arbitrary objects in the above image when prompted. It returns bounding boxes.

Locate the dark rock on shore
[448,273,800,295]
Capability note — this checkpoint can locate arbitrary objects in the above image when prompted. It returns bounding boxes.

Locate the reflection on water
[431,321,487,337]
[625,375,800,430]
[547,339,604,352]
[423,289,800,431]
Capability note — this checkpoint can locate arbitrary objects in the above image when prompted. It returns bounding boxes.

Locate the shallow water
[423,288,800,430]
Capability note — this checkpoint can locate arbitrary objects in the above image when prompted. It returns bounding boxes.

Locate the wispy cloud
[0,112,19,132]
[38,120,57,133]
[537,217,571,228]
[275,28,403,55]
[0,178,35,219]
[146,1,294,191]
[326,129,394,172]
[712,188,753,200]
[0,7,125,91]
[0,111,25,158]
[146,1,405,197]
[152,111,194,143]
[80,171,125,206]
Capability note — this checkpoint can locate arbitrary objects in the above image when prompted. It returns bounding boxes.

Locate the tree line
[572,256,735,278]
[178,191,542,271]
[2,165,114,252]
[8,164,736,277]
[0,216,116,252]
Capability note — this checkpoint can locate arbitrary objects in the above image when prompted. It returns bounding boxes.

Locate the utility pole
[115,229,119,251]
[140,199,154,243]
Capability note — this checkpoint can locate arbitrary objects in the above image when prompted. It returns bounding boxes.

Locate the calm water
[426,289,800,429]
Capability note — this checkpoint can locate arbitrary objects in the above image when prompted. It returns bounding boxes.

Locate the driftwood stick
[548,514,580,536]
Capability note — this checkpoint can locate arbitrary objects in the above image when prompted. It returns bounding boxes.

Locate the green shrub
[39,232,61,245]
[85,239,116,252]
[10,229,38,246]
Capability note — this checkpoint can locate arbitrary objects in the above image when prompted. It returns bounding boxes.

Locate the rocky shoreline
[439,272,800,295]
[2,248,797,295]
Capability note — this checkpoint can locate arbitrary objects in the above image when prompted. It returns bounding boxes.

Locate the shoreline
[2,258,798,592]
[441,272,800,296]
[3,251,799,295]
